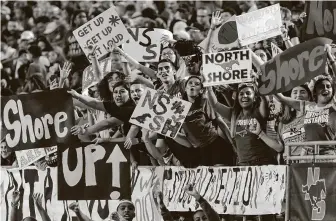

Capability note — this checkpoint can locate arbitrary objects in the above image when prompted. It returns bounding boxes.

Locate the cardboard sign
[73,6,132,59]
[236,4,282,46]
[202,49,252,86]
[0,167,120,221]
[259,37,332,95]
[302,1,336,42]
[58,142,130,200]
[271,42,283,58]
[129,88,192,138]
[163,166,287,215]
[123,28,173,62]
[289,163,336,221]
[15,148,46,169]
[198,16,239,52]
[132,167,164,221]
[0,89,75,151]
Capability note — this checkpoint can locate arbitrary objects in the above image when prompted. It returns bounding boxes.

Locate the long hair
[280,84,313,124]
[97,71,125,102]
[312,76,335,103]
[232,84,261,119]
[159,46,180,70]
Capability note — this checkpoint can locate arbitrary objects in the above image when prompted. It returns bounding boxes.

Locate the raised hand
[59,61,72,81]
[248,119,262,135]
[71,125,86,136]
[69,202,79,213]
[33,193,43,208]
[184,184,201,200]
[67,89,80,99]
[211,10,224,29]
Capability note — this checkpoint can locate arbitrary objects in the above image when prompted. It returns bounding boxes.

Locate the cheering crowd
[1,1,336,221]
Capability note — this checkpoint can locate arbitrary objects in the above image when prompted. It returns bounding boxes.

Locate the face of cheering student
[291,86,310,101]
[113,85,130,106]
[186,57,201,75]
[254,49,268,62]
[193,210,207,221]
[186,77,203,99]
[117,202,135,221]
[315,80,334,105]
[157,61,175,84]
[107,73,123,93]
[130,83,145,104]
[1,141,11,159]
[88,85,99,99]
[161,48,177,63]
[238,86,256,109]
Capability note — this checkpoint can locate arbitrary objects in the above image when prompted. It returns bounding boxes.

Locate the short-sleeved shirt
[233,111,274,163]
[103,99,135,135]
[301,101,336,141]
[183,98,218,148]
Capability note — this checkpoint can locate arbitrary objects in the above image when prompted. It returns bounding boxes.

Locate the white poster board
[123,28,173,62]
[129,88,192,138]
[271,42,283,58]
[202,49,252,86]
[15,148,46,169]
[236,4,282,46]
[198,16,239,52]
[73,6,132,59]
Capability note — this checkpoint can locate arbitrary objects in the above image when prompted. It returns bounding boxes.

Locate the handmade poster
[198,16,239,52]
[0,167,120,221]
[271,42,283,58]
[162,166,287,215]
[236,4,282,46]
[132,167,164,221]
[259,37,332,95]
[73,6,132,59]
[301,1,336,42]
[0,89,75,151]
[82,56,119,94]
[15,148,46,169]
[58,142,130,200]
[123,28,173,62]
[129,88,192,138]
[289,163,336,221]
[202,49,252,86]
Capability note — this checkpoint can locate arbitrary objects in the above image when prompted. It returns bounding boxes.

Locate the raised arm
[33,193,51,221]
[185,184,220,221]
[69,202,93,221]
[207,87,231,121]
[68,89,106,111]
[274,93,301,111]
[71,117,123,136]
[10,191,21,221]
[204,11,224,53]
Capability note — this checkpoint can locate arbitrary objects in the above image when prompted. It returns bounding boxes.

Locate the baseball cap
[19,31,35,42]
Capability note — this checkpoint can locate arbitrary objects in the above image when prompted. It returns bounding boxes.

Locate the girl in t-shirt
[277,85,313,161]
[208,83,283,166]
[182,76,235,166]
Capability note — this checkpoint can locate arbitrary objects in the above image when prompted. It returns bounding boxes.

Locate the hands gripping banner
[58,142,130,200]
[0,89,75,151]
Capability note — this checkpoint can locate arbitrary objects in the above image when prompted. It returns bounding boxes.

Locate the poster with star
[73,5,132,59]
[129,88,192,139]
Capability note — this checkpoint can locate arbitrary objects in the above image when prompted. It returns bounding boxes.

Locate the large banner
[73,6,131,59]
[0,89,75,151]
[259,37,332,95]
[301,1,336,42]
[202,49,252,86]
[58,142,130,200]
[132,167,164,221]
[289,163,336,221]
[129,88,192,139]
[236,4,282,46]
[123,28,173,62]
[0,167,120,221]
[198,16,239,52]
[162,166,287,215]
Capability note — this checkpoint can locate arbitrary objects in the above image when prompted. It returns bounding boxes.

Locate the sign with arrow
[57,142,131,200]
